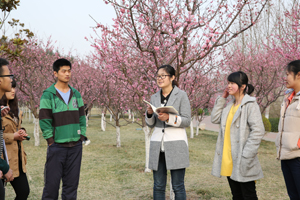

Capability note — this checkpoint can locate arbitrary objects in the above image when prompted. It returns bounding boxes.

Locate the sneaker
[85,139,91,146]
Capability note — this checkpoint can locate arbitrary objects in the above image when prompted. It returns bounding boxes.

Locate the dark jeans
[281,158,300,200]
[153,152,186,200]
[42,141,82,200]
[10,170,30,200]
[227,177,258,200]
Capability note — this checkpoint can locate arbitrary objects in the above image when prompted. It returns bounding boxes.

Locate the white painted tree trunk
[28,109,31,121]
[265,105,270,119]
[23,107,26,119]
[103,115,106,130]
[34,118,40,146]
[110,114,112,122]
[116,126,121,148]
[190,117,194,139]
[128,109,131,119]
[170,177,175,200]
[132,113,135,123]
[101,113,106,131]
[32,114,36,124]
[86,114,89,127]
[143,126,151,173]
[196,120,200,136]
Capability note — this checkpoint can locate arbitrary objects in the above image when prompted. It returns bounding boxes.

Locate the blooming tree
[99,0,269,82]
[222,43,285,115]
[89,0,270,172]
[269,2,300,61]
[10,38,57,146]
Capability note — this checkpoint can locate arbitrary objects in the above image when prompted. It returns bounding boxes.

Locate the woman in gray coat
[145,65,191,200]
[211,71,264,200]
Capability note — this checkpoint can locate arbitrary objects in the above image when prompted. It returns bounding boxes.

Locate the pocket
[46,143,57,160]
[281,132,300,151]
[240,155,261,177]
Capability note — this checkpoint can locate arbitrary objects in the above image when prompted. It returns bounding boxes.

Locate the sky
[5,0,116,57]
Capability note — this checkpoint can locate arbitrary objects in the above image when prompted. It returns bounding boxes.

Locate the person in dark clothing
[0,58,15,199]
[0,79,30,200]
[39,58,86,200]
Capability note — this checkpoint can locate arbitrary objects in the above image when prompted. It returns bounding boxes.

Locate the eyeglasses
[156,75,171,80]
[0,75,14,80]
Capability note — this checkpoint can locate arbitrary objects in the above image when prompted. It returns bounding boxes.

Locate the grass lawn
[5,113,288,200]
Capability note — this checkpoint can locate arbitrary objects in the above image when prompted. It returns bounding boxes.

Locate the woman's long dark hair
[0,79,19,120]
[227,71,254,95]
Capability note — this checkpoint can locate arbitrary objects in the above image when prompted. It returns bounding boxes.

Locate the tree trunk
[101,113,106,131]
[265,105,270,119]
[190,117,194,139]
[24,107,27,119]
[132,113,135,123]
[116,126,121,148]
[128,109,131,119]
[110,114,112,122]
[86,113,89,127]
[143,126,151,173]
[32,114,35,124]
[34,118,40,146]
[28,109,31,121]
[196,120,199,136]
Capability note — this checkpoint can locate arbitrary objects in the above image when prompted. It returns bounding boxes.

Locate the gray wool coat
[211,94,264,182]
[145,86,191,170]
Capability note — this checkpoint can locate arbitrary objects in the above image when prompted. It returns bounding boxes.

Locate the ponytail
[245,83,254,95]
[172,80,179,87]
[227,71,254,95]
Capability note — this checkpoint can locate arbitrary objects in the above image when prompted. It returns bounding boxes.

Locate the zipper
[53,91,72,110]
[161,122,165,151]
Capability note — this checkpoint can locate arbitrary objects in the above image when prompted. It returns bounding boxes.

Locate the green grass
[5,113,288,200]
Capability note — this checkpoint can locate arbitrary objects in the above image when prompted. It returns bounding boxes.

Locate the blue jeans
[153,152,186,200]
[281,158,300,200]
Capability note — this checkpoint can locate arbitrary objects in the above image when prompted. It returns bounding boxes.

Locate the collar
[288,91,295,104]
[160,86,174,105]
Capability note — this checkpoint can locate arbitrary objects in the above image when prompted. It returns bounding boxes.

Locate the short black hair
[53,58,72,72]
[0,58,9,75]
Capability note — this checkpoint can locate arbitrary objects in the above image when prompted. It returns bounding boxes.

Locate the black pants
[10,170,30,200]
[42,141,82,200]
[227,177,258,200]
[281,158,300,200]
[0,179,4,200]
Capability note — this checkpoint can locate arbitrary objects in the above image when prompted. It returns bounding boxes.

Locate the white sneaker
[85,139,91,146]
